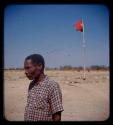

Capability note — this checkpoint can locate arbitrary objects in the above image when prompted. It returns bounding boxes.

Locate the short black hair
[25,54,45,70]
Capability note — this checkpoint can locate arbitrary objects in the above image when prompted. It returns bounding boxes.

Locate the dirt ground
[4,70,109,121]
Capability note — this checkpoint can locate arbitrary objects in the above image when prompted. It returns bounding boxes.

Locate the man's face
[24,59,42,80]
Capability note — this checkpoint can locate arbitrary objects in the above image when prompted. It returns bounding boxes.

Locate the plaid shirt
[24,75,64,121]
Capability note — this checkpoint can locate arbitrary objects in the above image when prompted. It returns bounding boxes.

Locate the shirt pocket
[27,88,49,111]
[35,91,48,110]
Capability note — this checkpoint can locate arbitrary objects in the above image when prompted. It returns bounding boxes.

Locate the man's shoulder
[45,76,60,89]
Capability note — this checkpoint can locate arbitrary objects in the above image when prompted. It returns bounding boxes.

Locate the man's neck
[34,72,46,84]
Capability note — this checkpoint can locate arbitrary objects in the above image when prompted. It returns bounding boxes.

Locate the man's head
[24,54,45,80]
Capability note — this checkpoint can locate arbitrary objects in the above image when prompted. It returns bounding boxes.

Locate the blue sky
[4,4,109,68]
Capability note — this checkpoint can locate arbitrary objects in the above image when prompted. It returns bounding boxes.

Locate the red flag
[74,20,83,32]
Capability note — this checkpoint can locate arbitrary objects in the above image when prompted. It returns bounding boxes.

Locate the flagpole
[82,19,86,80]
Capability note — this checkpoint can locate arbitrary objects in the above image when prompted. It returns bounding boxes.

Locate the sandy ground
[4,70,109,121]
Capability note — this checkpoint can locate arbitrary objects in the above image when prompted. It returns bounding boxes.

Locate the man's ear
[37,63,42,70]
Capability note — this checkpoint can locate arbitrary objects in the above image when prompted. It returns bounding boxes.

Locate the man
[24,54,64,121]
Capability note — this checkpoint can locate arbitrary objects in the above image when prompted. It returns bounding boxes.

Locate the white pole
[82,20,86,80]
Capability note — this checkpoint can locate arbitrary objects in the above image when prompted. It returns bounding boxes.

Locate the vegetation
[45,65,109,71]
[5,65,109,71]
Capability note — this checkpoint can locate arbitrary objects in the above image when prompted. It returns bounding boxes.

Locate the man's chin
[29,78,33,80]
[27,76,33,80]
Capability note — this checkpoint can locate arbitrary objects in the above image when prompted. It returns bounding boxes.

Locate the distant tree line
[5,68,23,70]
[5,65,109,71]
[45,65,109,71]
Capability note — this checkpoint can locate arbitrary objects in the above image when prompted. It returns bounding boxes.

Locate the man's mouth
[26,75,33,80]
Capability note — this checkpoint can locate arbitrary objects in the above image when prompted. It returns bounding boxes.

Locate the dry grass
[4,70,109,121]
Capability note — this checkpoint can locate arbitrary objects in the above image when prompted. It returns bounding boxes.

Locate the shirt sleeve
[49,82,64,114]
